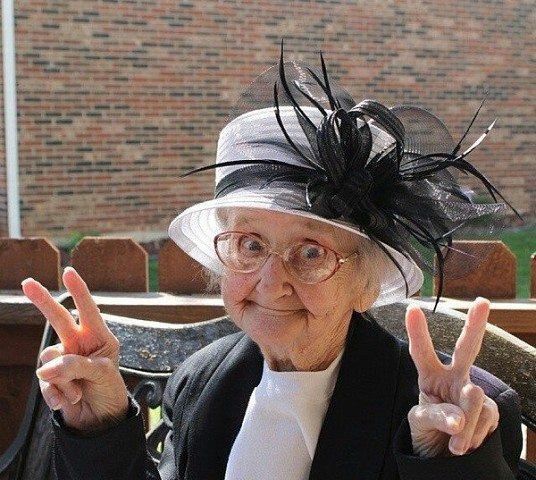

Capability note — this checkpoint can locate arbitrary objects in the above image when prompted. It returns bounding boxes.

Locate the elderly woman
[23,45,522,480]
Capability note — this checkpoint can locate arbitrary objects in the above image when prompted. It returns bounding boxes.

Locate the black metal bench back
[1,301,534,479]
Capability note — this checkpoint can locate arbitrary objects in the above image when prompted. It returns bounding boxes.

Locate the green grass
[500,227,536,298]
[149,406,162,427]
[149,257,159,291]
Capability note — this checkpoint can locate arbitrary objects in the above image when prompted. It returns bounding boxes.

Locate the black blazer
[51,311,523,480]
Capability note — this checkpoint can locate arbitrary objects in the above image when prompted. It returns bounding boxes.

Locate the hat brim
[168,190,423,308]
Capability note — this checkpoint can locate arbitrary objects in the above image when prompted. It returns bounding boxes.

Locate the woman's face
[219,208,380,365]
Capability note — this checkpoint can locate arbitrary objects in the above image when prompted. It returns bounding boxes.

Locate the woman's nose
[255,253,293,297]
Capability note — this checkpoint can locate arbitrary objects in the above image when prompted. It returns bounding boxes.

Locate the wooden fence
[0,237,535,461]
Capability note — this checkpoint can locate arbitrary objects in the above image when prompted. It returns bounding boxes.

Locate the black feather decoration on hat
[181,40,522,311]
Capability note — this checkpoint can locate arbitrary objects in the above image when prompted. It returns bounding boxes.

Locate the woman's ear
[351,244,381,312]
[353,276,380,312]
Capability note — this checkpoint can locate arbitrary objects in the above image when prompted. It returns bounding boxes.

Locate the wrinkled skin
[219,208,379,372]
[22,268,129,434]
[405,299,499,457]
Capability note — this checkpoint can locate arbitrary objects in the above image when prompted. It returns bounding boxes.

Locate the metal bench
[0,299,534,479]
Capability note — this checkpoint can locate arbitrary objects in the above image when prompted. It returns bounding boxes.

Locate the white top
[224,347,345,480]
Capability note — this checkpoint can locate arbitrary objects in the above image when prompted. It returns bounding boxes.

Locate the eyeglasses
[213,231,359,284]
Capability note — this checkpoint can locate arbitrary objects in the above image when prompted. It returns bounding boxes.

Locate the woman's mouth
[248,301,302,316]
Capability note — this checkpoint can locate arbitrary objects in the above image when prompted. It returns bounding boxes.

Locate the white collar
[254,347,345,458]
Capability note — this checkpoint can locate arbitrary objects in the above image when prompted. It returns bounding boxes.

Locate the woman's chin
[240,303,306,345]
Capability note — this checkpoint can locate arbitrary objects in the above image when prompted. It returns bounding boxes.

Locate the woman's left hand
[405,297,500,458]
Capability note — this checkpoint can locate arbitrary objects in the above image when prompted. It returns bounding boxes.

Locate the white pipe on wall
[2,0,22,238]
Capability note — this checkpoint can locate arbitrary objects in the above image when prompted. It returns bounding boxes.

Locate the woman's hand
[22,267,129,434]
[405,297,500,458]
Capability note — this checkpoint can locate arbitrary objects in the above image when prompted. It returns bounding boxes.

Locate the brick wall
[2,0,534,240]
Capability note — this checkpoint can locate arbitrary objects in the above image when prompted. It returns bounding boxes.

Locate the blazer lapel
[309,312,402,480]
[185,334,264,480]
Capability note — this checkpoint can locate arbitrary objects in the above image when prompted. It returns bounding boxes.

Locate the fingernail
[36,367,53,379]
[450,438,465,455]
[64,266,75,274]
[21,278,35,287]
[49,396,62,410]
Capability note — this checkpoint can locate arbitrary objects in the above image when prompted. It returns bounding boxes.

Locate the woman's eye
[299,244,326,261]
[239,236,264,255]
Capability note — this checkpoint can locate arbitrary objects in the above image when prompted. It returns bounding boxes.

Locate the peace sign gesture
[21,267,129,434]
[405,297,500,458]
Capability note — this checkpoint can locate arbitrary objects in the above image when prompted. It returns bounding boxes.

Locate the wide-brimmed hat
[168,42,519,309]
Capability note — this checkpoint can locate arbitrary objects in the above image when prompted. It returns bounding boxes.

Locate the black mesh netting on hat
[182,41,522,309]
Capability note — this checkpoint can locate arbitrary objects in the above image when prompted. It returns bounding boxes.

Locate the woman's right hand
[22,266,129,435]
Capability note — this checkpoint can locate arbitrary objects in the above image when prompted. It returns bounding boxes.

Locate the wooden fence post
[0,238,60,453]
[0,238,60,290]
[158,240,211,294]
[71,237,148,292]
[434,241,516,299]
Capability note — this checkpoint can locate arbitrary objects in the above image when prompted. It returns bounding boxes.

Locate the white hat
[168,105,423,307]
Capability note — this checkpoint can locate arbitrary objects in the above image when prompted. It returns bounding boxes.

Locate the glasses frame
[213,230,359,284]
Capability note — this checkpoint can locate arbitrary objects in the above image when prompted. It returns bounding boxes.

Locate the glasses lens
[215,232,267,272]
[287,243,337,283]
